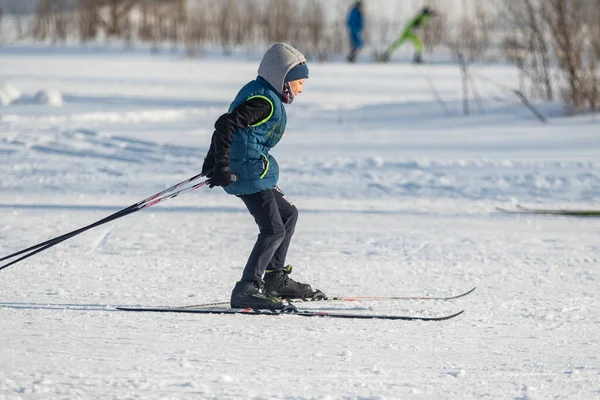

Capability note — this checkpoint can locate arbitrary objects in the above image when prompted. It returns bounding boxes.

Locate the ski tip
[444,309,465,320]
[442,286,476,300]
[427,309,465,321]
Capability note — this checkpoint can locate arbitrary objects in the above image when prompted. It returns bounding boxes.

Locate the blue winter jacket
[223,77,286,196]
[347,5,364,49]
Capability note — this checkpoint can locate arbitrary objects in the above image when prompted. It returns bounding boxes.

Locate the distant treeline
[0,0,598,114]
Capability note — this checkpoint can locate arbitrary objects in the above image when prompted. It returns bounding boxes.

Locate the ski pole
[0,173,213,272]
[1,172,205,263]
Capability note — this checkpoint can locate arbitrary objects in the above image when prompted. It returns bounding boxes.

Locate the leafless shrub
[449,0,493,62]
[323,19,347,58]
[232,0,260,49]
[107,0,139,39]
[301,0,327,60]
[500,0,554,101]
[368,16,394,58]
[471,0,493,59]
[422,4,447,53]
[51,0,70,44]
[582,0,599,112]
[137,2,152,41]
[13,7,25,40]
[449,16,476,61]
[585,55,599,112]
[137,1,180,52]
[33,0,52,41]
[262,0,297,44]
[366,2,405,60]
[184,1,212,56]
[592,6,600,62]
[31,0,73,44]
[149,3,164,52]
[77,0,101,42]
[501,0,600,113]
[14,0,362,61]
[167,0,187,51]
[542,0,598,113]
[216,0,242,52]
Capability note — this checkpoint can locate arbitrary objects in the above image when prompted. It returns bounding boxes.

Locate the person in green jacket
[381,6,436,63]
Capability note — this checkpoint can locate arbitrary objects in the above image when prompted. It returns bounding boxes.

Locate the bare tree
[422,0,447,53]
[169,0,187,51]
[51,0,69,44]
[33,0,52,41]
[593,3,600,62]
[449,0,494,62]
[500,0,554,101]
[137,0,174,50]
[13,6,25,40]
[589,1,600,111]
[302,0,327,60]
[103,0,138,37]
[583,0,599,112]
[542,0,598,112]
[216,0,239,53]
[367,2,405,60]
[325,18,347,57]
[77,0,100,42]
[184,0,211,56]
[262,0,297,44]
[500,0,600,113]
[471,0,492,60]
[450,15,476,61]
[237,0,261,49]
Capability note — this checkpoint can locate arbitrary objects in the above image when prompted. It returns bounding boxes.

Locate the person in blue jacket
[201,43,323,310]
[346,0,364,63]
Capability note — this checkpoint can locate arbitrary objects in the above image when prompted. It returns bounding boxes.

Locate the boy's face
[289,79,306,96]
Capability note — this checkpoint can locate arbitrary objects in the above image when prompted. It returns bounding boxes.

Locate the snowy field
[1,45,600,399]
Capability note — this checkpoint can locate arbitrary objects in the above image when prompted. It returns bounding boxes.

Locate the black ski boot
[230,280,284,310]
[263,265,315,299]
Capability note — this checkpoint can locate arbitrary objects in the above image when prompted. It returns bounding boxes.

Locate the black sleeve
[204,97,272,168]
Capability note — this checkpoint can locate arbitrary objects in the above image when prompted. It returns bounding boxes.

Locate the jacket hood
[257,43,307,94]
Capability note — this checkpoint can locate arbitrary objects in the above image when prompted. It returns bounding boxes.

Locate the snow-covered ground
[1,45,599,399]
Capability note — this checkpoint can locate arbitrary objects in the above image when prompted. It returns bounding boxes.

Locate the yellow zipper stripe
[259,154,269,179]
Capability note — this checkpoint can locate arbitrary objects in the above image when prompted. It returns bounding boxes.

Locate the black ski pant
[238,187,298,283]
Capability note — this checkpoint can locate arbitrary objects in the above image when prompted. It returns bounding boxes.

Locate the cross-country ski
[178,287,476,308]
[116,305,465,321]
[497,204,600,217]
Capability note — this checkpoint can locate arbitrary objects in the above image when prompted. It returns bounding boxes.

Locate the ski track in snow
[2,126,599,203]
[1,46,600,399]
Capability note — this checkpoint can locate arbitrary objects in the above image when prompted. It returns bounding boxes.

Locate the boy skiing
[201,43,323,310]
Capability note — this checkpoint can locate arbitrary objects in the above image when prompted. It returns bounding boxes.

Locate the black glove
[201,157,214,177]
[206,163,232,188]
